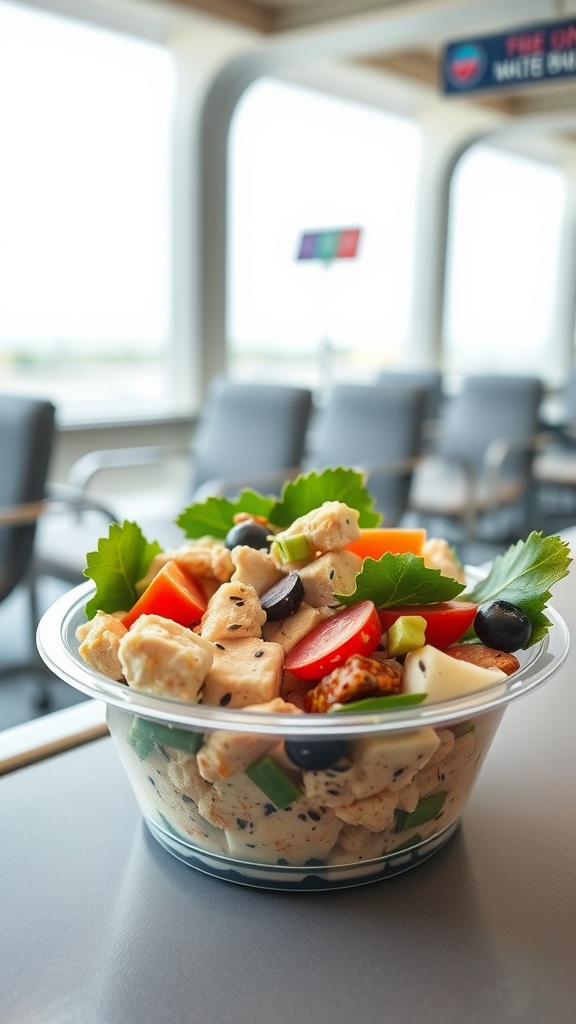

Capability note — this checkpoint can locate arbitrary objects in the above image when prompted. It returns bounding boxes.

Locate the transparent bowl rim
[37,572,570,738]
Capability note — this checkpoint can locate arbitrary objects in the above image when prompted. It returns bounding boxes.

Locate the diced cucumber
[245,755,303,809]
[271,534,312,565]
[392,833,424,853]
[386,615,427,657]
[449,720,476,737]
[394,790,448,831]
[127,717,202,760]
[158,812,186,840]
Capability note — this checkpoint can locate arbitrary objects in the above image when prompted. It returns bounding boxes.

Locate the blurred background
[3,0,576,726]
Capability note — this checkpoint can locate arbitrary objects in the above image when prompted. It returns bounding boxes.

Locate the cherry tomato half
[284,600,382,681]
[378,601,478,651]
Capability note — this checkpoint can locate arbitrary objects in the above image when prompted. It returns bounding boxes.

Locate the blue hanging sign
[443,17,576,94]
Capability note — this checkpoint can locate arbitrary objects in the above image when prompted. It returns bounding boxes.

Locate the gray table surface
[2,539,576,1024]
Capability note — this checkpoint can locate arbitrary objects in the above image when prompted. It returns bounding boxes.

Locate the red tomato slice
[122,560,207,630]
[378,601,478,651]
[284,600,382,681]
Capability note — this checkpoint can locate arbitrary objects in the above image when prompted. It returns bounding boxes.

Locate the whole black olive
[474,600,531,652]
[284,738,347,771]
[224,520,271,551]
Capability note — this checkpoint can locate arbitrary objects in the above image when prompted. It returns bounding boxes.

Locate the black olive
[285,738,347,771]
[260,572,304,621]
[474,600,531,652]
[224,520,271,551]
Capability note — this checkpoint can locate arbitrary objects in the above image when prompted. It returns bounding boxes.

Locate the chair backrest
[376,369,443,421]
[307,383,428,525]
[190,377,313,495]
[0,396,56,603]
[561,366,576,427]
[437,374,543,476]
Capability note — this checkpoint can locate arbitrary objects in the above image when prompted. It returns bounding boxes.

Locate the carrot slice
[345,528,426,561]
[122,559,207,630]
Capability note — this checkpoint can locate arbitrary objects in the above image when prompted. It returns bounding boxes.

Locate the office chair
[376,369,444,424]
[0,395,55,680]
[408,374,544,551]
[305,383,428,526]
[32,376,314,585]
[533,366,576,530]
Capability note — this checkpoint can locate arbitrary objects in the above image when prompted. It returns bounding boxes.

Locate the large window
[444,143,568,386]
[0,1,174,424]
[228,77,422,393]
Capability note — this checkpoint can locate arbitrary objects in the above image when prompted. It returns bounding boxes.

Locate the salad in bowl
[38,468,571,889]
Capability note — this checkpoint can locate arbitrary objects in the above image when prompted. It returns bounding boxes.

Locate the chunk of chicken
[199,581,266,641]
[197,765,343,865]
[118,614,213,701]
[201,637,284,707]
[301,728,441,806]
[136,539,234,595]
[262,601,333,652]
[197,698,301,782]
[421,537,466,584]
[334,789,399,832]
[297,550,362,607]
[77,611,128,680]
[230,545,284,595]
[272,501,360,558]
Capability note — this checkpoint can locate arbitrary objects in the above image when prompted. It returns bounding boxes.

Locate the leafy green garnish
[84,521,162,619]
[176,490,275,540]
[328,692,427,713]
[269,468,381,528]
[335,552,466,608]
[175,467,381,540]
[464,531,571,646]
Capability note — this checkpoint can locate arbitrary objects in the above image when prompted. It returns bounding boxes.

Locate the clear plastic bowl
[37,578,569,890]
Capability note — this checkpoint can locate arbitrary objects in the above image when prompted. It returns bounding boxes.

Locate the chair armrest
[361,454,423,476]
[46,482,117,521]
[66,445,176,491]
[0,499,54,527]
[483,431,552,472]
[0,489,116,528]
[482,432,551,510]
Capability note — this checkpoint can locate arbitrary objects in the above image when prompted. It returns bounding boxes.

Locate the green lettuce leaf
[175,467,381,539]
[465,531,571,646]
[336,552,466,608]
[269,468,381,528]
[176,490,276,540]
[84,521,162,619]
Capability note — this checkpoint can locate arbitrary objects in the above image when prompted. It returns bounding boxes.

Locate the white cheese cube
[403,645,507,703]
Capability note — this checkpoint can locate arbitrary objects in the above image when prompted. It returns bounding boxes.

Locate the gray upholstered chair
[533,367,576,530]
[32,376,314,584]
[306,383,428,526]
[376,369,444,423]
[408,374,544,546]
[0,396,56,677]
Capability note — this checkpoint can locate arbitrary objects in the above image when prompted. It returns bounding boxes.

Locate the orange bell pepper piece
[345,527,426,561]
[122,559,207,630]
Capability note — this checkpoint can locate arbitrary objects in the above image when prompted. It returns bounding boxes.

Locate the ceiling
[169,0,422,34]
[168,0,576,125]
